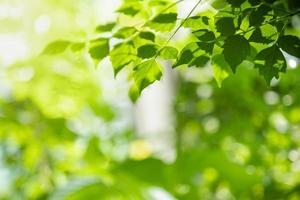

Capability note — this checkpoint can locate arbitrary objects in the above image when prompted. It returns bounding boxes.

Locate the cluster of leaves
[43,0,300,101]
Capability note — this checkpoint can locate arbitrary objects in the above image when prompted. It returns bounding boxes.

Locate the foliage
[44,0,300,101]
[1,0,300,199]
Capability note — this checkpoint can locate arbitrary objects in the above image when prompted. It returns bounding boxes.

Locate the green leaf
[89,38,109,61]
[190,55,209,67]
[193,29,215,42]
[249,28,273,44]
[249,0,260,6]
[152,13,177,23]
[159,46,178,59]
[215,17,236,36]
[42,40,71,55]
[249,4,271,27]
[133,59,163,92]
[183,16,203,30]
[110,42,137,75]
[71,42,85,52]
[212,54,232,87]
[117,5,140,16]
[173,43,200,68]
[223,35,250,72]
[193,29,215,54]
[113,27,138,39]
[139,31,155,42]
[95,23,116,32]
[278,35,300,57]
[255,45,287,84]
[226,0,246,7]
[148,13,178,32]
[137,44,159,59]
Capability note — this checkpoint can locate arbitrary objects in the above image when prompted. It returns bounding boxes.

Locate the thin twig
[165,0,203,45]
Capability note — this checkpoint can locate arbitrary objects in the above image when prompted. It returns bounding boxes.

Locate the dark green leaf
[173,43,201,68]
[190,55,209,67]
[117,6,140,16]
[137,44,159,59]
[139,32,155,42]
[255,45,287,84]
[226,0,246,7]
[249,28,273,44]
[249,0,260,5]
[148,13,178,32]
[193,29,215,42]
[152,13,177,23]
[249,5,271,27]
[223,35,250,72]
[278,35,300,57]
[215,17,236,36]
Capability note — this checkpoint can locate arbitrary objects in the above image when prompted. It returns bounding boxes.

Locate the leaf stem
[238,9,300,35]
[165,0,203,45]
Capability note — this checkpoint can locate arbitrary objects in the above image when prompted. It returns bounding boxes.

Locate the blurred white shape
[0,167,11,196]
[270,78,280,87]
[203,117,220,134]
[148,187,177,200]
[0,34,28,66]
[264,91,279,105]
[12,67,35,82]
[0,4,22,19]
[282,94,293,106]
[288,59,298,69]
[135,64,176,162]
[269,112,289,133]
[197,84,213,99]
[288,150,300,162]
[34,15,51,34]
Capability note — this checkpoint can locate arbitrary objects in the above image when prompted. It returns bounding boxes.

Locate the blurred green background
[1,0,300,199]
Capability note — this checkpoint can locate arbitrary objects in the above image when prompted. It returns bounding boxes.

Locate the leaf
[95,22,116,32]
[255,45,287,84]
[249,28,273,44]
[223,35,250,72]
[226,0,246,7]
[249,4,271,27]
[139,32,155,42]
[212,54,232,87]
[173,43,201,68]
[88,38,109,61]
[215,17,236,36]
[190,55,209,67]
[110,42,137,75]
[42,40,71,55]
[133,59,163,93]
[193,29,215,42]
[159,46,178,59]
[278,35,300,57]
[137,44,159,59]
[71,42,85,52]
[113,27,138,39]
[152,13,177,23]
[117,4,140,16]
[183,16,203,30]
[148,13,178,32]
[249,0,260,6]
